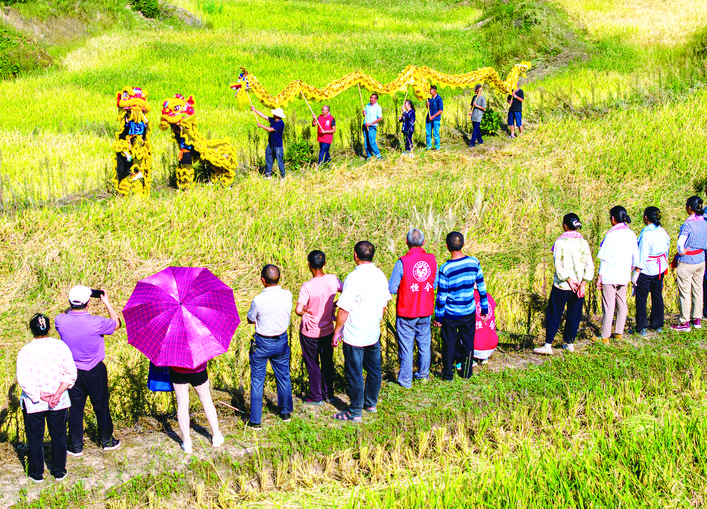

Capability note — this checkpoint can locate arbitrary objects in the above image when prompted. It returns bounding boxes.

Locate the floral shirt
[16,336,77,414]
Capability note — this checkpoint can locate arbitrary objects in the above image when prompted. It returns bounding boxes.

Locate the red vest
[397,247,437,318]
[317,114,335,144]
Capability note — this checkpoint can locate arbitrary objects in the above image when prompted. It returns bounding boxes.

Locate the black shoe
[102,438,121,451]
[67,447,83,457]
[29,475,44,484]
[280,413,292,422]
[246,421,261,429]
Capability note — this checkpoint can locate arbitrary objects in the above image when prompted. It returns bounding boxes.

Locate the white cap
[271,108,286,119]
[68,285,91,306]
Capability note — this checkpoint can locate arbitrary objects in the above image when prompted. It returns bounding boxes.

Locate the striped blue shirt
[435,256,488,321]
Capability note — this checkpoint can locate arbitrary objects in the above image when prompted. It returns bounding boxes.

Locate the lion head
[116,86,150,113]
[160,94,196,129]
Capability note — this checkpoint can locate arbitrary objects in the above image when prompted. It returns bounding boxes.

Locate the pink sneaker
[671,322,691,332]
[691,319,702,329]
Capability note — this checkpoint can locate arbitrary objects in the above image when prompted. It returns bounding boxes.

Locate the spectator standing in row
[672,196,707,331]
[426,86,443,150]
[469,84,486,148]
[55,286,121,455]
[312,105,336,166]
[17,314,77,483]
[363,94,383,161]
[507,83,524,138]
[295,250,342,405]
[535,214,594,355]
[252,106,286,179]
[399,100,416,153]
[596,206,638,342]
[246,265,294,427]
[333,241,391,421]
[434,232,489,380]
[389,229,437,387]
[633,207,670,336]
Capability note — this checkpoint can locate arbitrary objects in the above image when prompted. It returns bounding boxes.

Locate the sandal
[333,411,362,422]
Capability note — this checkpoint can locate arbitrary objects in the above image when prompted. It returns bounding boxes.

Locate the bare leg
[173,383,192,452]
[194,380,223,447]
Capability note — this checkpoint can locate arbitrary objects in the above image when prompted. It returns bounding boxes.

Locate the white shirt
[636,225,670,276]
[247,286,293,336]
[598,227,639,285]
[338,263,392,347]
[364,103,382,125]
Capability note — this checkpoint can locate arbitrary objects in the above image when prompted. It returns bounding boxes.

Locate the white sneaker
[212,433,224,448]
[533,343,553,355]
[563,343,575,353]
[181,439,192,454]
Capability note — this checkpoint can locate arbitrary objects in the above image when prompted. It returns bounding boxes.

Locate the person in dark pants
[295,250,342,405]
[398,100,416,153]
[333,241,392,421]
[246,265,294,427]
[535,214,595,355]
[633,207,670,336]
[55,286,121,455]
[433,232,489,379]
[17,314,77,483]
[312,105,337,166]
[469,84,486,148]
[252,106,286,179]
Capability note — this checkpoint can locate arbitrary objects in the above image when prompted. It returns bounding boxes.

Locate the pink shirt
[297,274,343,337]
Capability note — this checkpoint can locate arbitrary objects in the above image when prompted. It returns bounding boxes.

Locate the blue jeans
[318,142,331,165]
[470,121,483,146]
[363,125,381,159]
[343,341,382,417]
[426,120,440,149]
[249,332,293,424]
[396,316,431,387]
[265,144,285,177]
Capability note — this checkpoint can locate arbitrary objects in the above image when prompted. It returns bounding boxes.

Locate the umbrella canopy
[123,266,240,369]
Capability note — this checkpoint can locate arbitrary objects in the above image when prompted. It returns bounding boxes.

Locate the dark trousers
[545,286,584,344]
[470,121,483,146]
[249,333,293,424]
[343,341,381,417]
[635,273,664,330]
[403,130,414,151]
[441,314,476,380]
[23,407,68,480]
[299,332,334,402]
[68,361,114,451]
[318,142,331,165]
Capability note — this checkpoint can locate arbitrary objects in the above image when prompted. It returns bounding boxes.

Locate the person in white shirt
[332,241,392,422]
[362,94,383,160]
[246,265,293,427]
[632,207,670,336]
[597,206,639,342]
[17,314,77,483]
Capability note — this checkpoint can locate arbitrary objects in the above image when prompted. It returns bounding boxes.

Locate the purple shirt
[55,311,117,371]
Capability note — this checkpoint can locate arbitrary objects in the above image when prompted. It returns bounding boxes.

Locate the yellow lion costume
[159,94,237,190]
[112,87,152,196]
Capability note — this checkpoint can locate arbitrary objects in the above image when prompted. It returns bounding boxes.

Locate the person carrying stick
[311,105,337,167]
[252,106,287,179]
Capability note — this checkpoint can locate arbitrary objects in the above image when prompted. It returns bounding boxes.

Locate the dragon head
[116,86,150,113]
[160,94,196,129]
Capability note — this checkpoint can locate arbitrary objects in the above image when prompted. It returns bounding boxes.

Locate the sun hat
[68,285,92,306]
[271,108,286,119]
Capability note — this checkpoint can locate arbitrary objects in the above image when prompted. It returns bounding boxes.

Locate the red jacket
[397,247,437,318]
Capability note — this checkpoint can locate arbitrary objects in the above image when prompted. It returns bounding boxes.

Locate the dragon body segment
[159,94,237,190]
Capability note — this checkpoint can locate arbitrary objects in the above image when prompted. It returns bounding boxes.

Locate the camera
[91,289,105,299]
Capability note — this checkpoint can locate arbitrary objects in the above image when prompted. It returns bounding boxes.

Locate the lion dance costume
[159,94,237,190]
[113,87,152,196]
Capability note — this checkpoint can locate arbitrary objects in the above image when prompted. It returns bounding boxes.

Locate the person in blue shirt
[362,94,383,160]
[433,231,489,380]
[252,106,287,179]
[426,86,443,150]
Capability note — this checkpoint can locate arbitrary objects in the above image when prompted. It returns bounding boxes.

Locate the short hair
[307,250,326,270]
[322,105,330,112]
[430,85,437,91]
[70,302,88,310]
[370,93,379,100]
[354,241,375,262]
[406,229,425,247]
[474,84,482,93]
[446,231,464,252]
[261,264,280,285]
[29,313,51,337]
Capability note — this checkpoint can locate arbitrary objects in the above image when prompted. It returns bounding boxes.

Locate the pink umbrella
[123,266,240,369]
